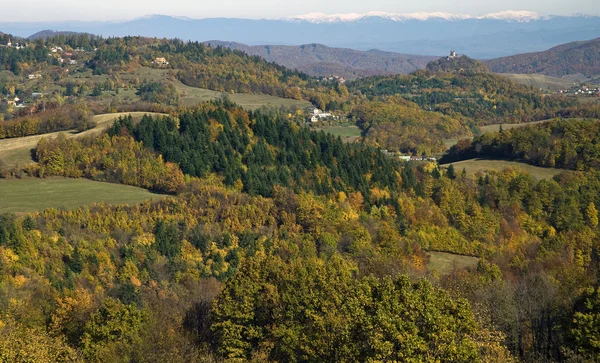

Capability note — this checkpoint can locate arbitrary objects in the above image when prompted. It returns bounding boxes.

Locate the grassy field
[427,251,479,275]
[0,112,163,168]
[442,159,565,180]
[501,73,578,92]
[117,67,312,110]
[479,119,552,134]
[0,177,162,213]
[313,123,362,142]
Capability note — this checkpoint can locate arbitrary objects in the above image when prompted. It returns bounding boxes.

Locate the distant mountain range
[0,11,599,58]
[484,37,600,78]
[205,41,438,79]
[27,30,86,40]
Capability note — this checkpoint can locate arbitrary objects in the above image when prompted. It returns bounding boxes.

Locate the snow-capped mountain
[1,11,598,58]
[286,10,546,23]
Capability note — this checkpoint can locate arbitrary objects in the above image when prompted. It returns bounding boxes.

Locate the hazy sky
[1,0,598,22]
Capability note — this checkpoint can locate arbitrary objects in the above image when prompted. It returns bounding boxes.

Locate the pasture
[442,159,565,180]
[313,123,362,142]
[0,177,162,213]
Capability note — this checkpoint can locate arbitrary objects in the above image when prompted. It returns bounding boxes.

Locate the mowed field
[501,73,578,91]
[0,112,163,168]
[0,177,162,213]
[313,123,362,143]
[427,251,479,276]
[443,159,565,180]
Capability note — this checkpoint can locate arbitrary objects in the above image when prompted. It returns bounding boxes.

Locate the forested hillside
[485,38,600,78]
[351,96,470,154]
[204,41,438,79]
[1,99,600,361]
[442,118,600,170]
[347,67,576,125]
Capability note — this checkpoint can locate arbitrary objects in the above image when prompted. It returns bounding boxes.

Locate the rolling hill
[204,41,437,79]
[485,37,600,78]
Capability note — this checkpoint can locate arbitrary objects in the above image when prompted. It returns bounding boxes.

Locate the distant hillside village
[558,85,600,96]
[0,38,97,117]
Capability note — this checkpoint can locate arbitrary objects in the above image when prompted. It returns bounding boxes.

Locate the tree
[567,287,600,361]
[154,220,181,259]
[586,202,599,228]
[447,164,457,180]
[81,298,147,361]
[210,254,497,362]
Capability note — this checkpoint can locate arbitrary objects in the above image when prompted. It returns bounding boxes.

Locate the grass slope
[313,124,362,143]
[121,67,312,110]
[0,177,162,213]
[443,159,565,180]
[478,119,553,134]
[0,112,163,168]
[501,73,577,92]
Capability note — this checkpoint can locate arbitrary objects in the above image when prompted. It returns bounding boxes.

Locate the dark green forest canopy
[112,101,402,201]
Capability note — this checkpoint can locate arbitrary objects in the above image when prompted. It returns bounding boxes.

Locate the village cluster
[558,85,600,96]
[0,39,95,113]
[382,149,438,162]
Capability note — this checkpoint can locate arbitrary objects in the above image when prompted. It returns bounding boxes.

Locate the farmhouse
[308,108,336,122]
[154,57,169,65]
[5,97,21,107]
[28,74,42,80]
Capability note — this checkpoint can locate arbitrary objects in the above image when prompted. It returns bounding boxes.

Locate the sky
[1,0,598,22]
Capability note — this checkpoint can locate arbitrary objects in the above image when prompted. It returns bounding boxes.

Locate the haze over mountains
[485,37,600,78]
[1,11,599,58]
[204,41,437,79]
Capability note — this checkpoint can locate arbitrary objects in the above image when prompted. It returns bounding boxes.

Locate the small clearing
[427,251,479,276]
[442,159,565,180]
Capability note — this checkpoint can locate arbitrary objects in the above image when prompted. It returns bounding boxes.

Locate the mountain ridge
[284,10,548,23]
[485,37,600,77]
[204,41,438,78]
[1,13,599,58]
